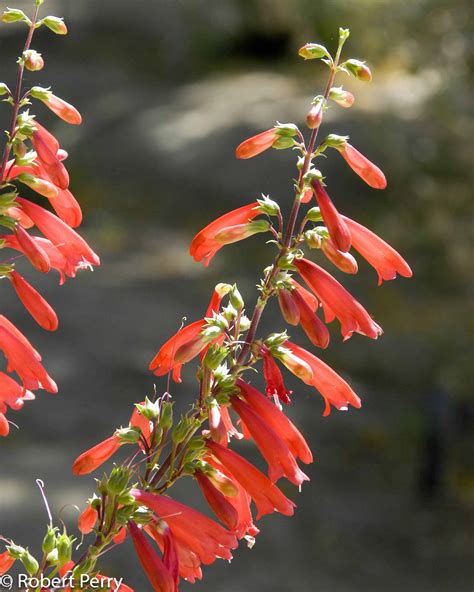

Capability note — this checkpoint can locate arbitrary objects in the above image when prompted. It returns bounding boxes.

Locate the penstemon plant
[0,16,413,592]
[0,0,99,437]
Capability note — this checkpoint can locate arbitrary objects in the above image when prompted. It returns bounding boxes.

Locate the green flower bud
[42,525,58,554]
[298,43,330,60]
[20,550,39,575]
[56,531,74,567]
[159,402,173,430]
[306,207,323,222]
[2,8,29,24]
[7,543,25,559]
[229,285,244,311]
[108,466,130,495]
[172,417,192,444]
[42,16,67,35]
[0,83,10,96]
[342,59,372,82]
[202,344,228,371]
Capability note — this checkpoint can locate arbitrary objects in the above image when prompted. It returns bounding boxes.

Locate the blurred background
[0,0,472,590]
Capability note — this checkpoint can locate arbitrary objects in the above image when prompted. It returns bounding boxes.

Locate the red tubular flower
[149,319,206,383]
[40,93,82,125]
[230,395,309,486]
[16,197,100,272]
[2,234,74,285]
[0,372,35,436]
[196,469,239,531]
[237,380,312,464]
[311,180,351,252]
[95,574,134,592]
[290,287,330,349]
[32,129,69,190]
[342,215,413,285]
[336,142,387,189]
[321,238,358,274]
[0,414,9,437]
[72,434,121,475]
[294,257,383,340]
[0,550,15,575]
[131,489,238,568]
[0,315,57,392]
[9,271,58,331]
[6,206,34,228]
[145,524,203,584]
[113,527,127,545]
[205,456,259,540]
[128,521,175,592]
[206,441,296,519]
[261,347,292,404]
[77,504,98,534]
[189,202,261,266]
[235,128,278,159]
[159,523,180,590]
[282,340,361,416]
[291,279,318,310]
[14,225,51,272]
[150,284,227,381]
[33,121,60,153]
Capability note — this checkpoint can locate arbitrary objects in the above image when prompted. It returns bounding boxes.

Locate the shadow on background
[0,1,472,590]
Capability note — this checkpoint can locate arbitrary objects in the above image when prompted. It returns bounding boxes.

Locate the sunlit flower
[342,215,412,285]
[77,504,98,535]
[261,346,292,404]
[189,202,262,266]
[0,315,57,392]
[230,395,309,486]
[206,441,296,519]
[312,180,351,252]
[128,520,175,592]
[280,340,361,416]
[336,142,386,189]
[9,271,58,331]
[72,434,121,475]
[294,257,382,340]
[235,128,278,159]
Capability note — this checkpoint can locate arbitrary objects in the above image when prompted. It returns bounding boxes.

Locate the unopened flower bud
[20,550,39,575]
[2,8,29,24]
[306,103,323,129]
[298,43,330,60]
[23,49,44,71]
[108,466,130,495]
[42,526,58,554]
[329,86,355,108]
[42,16,67,35]
[56,531,74,567]
[172,417,191,444]
[159,402,173,430]
[239,315,251,331]
[230,285,244,311]
[0,83,10,96]
[306,207,323,222]
[278,250,296,269]
[203,344,228,370]
[7,544,25,560]
[343,59,372,82]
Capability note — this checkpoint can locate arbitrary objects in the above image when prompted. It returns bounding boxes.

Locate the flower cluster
[1,23,412,592]
[0,3,99,435]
